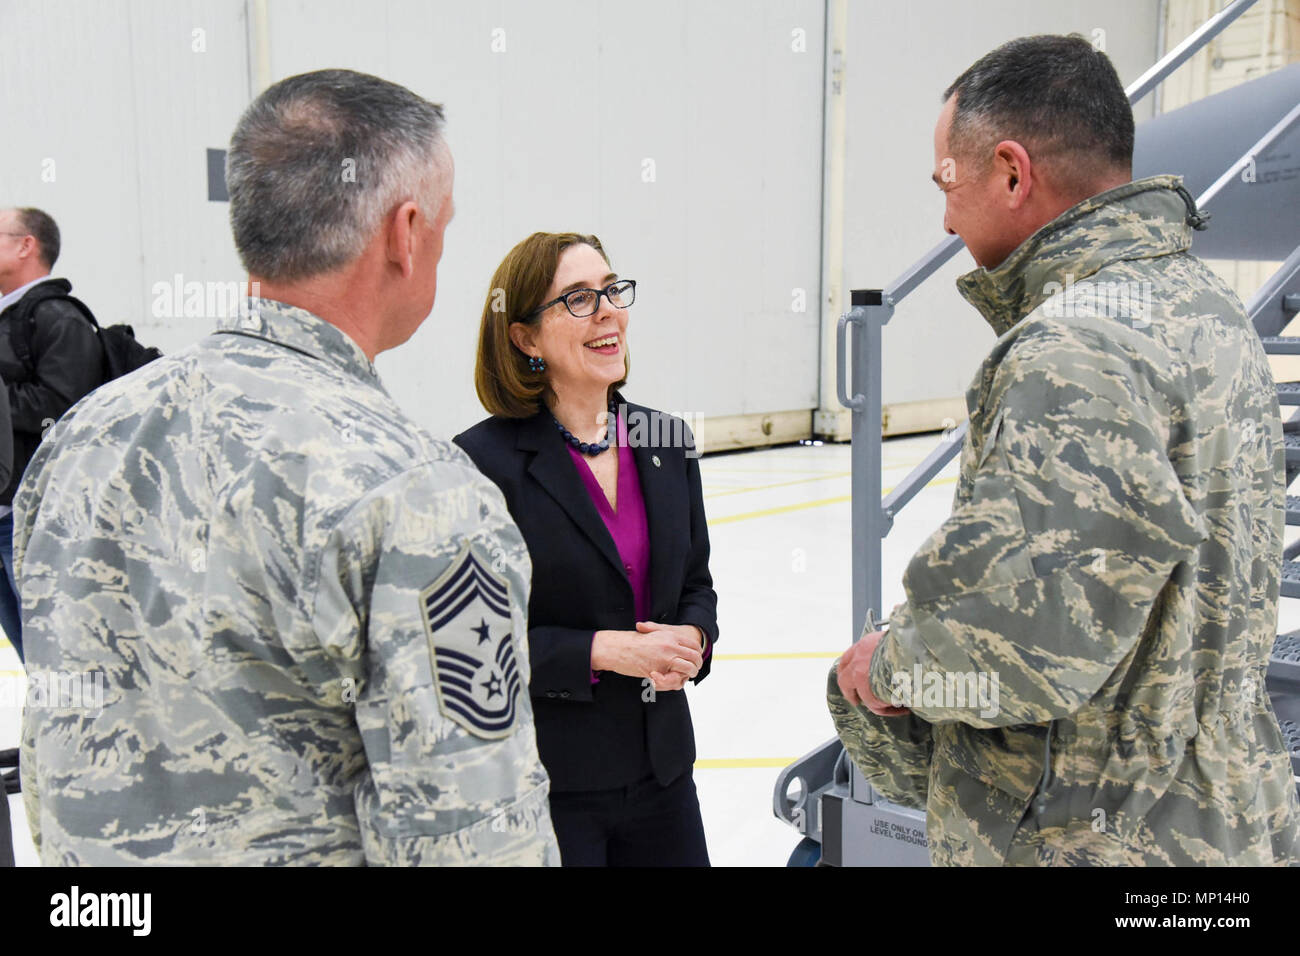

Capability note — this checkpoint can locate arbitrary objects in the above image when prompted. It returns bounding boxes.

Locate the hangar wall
[0,0,826,448]
[1,0,1173,449]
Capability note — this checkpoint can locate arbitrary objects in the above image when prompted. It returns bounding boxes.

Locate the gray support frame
[839,292,887,634]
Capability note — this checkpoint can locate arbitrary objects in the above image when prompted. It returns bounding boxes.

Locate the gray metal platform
[1285,496,1300,525]
[1273,630,1300,685]
[1282,561,1300,599]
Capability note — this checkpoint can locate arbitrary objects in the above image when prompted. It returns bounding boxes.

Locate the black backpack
[8,279,162,384]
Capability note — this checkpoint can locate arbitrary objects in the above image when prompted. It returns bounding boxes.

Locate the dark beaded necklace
[553,400,618,456]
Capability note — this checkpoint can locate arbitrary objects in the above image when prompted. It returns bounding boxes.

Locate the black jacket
[0,279,103,504]
[454,398,718,792]
[0,382,12,496]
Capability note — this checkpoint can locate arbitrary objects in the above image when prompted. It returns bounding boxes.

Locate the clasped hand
[592,623,705,692]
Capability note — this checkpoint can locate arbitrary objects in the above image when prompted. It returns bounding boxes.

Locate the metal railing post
[848,292,892,637]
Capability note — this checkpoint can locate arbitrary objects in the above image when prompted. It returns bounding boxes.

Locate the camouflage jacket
[830,175,1300,865]
[15,298,559,865]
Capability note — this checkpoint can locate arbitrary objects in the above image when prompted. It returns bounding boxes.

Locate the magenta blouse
[567,411,711,684]
[566,410,652,624]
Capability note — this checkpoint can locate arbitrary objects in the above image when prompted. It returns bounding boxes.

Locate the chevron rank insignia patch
[421,543,523,739]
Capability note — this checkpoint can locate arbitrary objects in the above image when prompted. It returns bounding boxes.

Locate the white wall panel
[0,0,250,356]
[264,0,826,435]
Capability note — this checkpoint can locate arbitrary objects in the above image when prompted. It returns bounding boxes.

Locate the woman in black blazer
[454,231,717,867]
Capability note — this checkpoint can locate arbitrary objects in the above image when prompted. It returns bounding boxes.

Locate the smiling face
[510,242,629,398]
[932,96,1020,270]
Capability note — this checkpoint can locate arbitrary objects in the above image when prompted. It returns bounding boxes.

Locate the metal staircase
[1260,273,1300,785]
[774,0,1300,865]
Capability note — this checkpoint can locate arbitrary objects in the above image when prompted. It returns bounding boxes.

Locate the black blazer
[454,397,718,792]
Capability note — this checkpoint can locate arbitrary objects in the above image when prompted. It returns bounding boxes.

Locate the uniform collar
[215,297,379,383]
[955,175,1199,337]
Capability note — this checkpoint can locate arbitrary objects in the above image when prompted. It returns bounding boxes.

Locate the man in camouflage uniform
[15,69,559,865]
[832,35,1300,865]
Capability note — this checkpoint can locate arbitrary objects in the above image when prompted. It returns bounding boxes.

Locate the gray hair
[226,69,448,282]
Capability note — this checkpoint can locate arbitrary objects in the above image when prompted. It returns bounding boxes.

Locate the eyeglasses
[527,279,636,319]
[0,233,29,240]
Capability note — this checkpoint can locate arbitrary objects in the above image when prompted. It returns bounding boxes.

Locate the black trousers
[0,787,14,867]
[548,770,710,867]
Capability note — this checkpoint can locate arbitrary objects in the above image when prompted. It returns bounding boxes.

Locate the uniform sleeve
[313,459,559,866]
[675,434,719,684]
[8,303,102,435]
[14,440,43,853]
[868,327,1207,727]
[19,708,40,855]
[827,662,934,809]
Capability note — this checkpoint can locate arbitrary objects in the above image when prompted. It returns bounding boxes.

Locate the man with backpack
[0,207,103,664]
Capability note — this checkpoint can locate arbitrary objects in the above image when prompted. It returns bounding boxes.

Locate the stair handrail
[1197,100,1300,210]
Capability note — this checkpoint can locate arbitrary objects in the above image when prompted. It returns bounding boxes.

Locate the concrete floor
[5,432,1297,866]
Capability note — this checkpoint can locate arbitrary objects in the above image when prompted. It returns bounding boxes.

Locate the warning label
[870,817,928,847]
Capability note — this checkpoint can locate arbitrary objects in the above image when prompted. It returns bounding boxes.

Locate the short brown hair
[474,231,629,418]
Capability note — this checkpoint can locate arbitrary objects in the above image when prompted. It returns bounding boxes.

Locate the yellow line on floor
[709,475,957,525]
[704,456,939,479]
[694,757,797,769]
[703,467,849,477]
[713,652,841,661]
[704,470,852,500]
[710,494,850,524]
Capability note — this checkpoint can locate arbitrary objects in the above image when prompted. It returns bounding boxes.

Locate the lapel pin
[651,455,661,468]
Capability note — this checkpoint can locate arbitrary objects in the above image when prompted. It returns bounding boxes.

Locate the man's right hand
[837,630,910,716]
